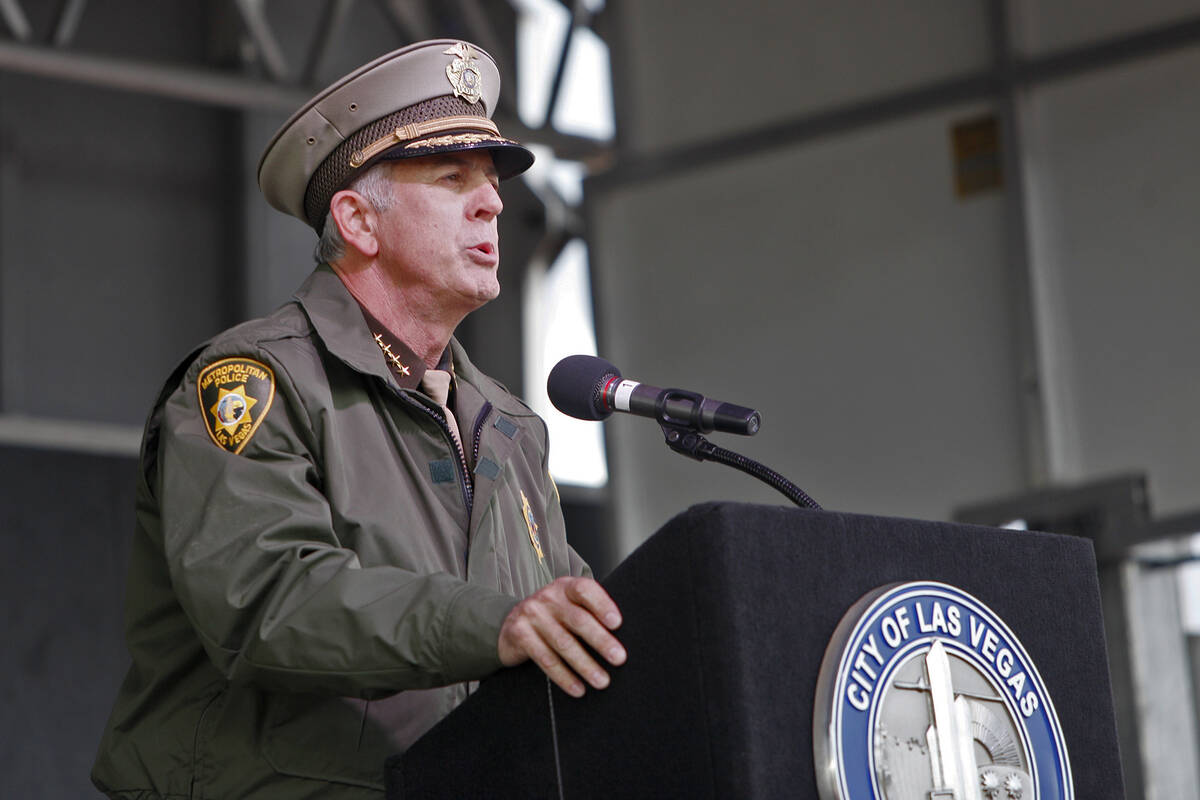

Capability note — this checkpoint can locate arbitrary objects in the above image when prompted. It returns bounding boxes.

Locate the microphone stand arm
[657,415,822,511]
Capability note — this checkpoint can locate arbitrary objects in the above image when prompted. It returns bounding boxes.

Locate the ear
[329,190,380,258]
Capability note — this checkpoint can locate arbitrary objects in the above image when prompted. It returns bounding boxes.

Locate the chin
[476,281,501,303]
[458,285,499,312]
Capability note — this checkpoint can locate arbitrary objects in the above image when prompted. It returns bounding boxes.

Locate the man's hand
[497,576,625,698]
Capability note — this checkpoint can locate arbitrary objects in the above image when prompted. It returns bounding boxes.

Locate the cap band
[349,115,501,168]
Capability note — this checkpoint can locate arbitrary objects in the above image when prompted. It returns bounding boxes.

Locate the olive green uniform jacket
[92,265,587,799]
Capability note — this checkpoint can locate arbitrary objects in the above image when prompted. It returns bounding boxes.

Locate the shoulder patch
[197,357,276,454]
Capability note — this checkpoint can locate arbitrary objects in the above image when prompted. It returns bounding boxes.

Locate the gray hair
[314,162,398,264]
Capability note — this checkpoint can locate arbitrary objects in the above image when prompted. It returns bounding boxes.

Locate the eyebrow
[429,153,499,178]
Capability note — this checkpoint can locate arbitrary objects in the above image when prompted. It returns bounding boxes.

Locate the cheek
[378,196,463,265]
[401,203,450,242]
[390,218,439,258]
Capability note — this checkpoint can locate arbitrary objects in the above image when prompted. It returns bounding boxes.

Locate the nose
[470,179,503,221]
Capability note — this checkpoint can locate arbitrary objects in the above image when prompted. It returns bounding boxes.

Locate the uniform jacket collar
[292,265,523,415]
[358,303,435,391]
[294,264,395,384]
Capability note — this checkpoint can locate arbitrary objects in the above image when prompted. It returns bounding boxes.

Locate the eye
[440,171,464,185]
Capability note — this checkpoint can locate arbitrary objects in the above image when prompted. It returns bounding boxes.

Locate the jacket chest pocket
[467,488,553,598]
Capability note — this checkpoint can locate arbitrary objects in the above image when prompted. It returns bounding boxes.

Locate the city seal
[814,581,1072,800]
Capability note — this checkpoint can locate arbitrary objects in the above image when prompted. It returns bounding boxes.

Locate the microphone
[546,355,761,436]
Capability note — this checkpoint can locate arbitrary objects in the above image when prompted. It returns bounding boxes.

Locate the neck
[330,259,464,368]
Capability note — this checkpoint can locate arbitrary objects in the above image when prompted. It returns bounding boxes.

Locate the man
[92,40,624,799]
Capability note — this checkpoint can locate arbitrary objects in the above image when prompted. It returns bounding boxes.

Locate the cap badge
[197,357,276,454]
[521,490,546,563]
[444,42,483,105]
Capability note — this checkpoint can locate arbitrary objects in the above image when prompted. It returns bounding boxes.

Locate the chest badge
[198,357,275,454]
[520,490,546,563]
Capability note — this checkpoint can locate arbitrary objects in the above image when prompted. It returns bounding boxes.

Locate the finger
[500,607,606,694]
[534,646,587,697]
[541,617,611,690]
[560,604,627,667]
[563,578,622,630]
[518,621,596,697]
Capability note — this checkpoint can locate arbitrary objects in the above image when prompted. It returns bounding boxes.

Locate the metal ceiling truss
[0,0,603,455]
[0,0,611,162]
[0,0,603,346]
[594,11,1200,188]
[0,0,31,42]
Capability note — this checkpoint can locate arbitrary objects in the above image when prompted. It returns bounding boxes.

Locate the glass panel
[524,237,608,488]
[552,25,615,140]
[513,0,571,128]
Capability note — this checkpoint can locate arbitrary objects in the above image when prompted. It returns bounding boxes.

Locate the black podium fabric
[387,502,1123,799]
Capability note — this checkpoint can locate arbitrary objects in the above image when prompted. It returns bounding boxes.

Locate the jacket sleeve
[155,345,517,698]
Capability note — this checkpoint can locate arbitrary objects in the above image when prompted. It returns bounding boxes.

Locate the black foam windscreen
[546,355,621,421]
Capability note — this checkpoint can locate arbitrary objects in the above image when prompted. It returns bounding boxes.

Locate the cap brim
[377,135,534,180]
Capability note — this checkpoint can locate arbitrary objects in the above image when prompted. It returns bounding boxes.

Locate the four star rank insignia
[198,357,276,454]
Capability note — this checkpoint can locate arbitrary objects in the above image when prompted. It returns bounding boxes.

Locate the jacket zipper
[470,402,493,474]
[462,400,493,698]
[391,387,473,514]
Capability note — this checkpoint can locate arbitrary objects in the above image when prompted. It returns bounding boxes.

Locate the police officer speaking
[92,40,625,799]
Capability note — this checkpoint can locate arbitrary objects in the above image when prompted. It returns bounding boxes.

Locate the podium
[387,502,1124,798]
